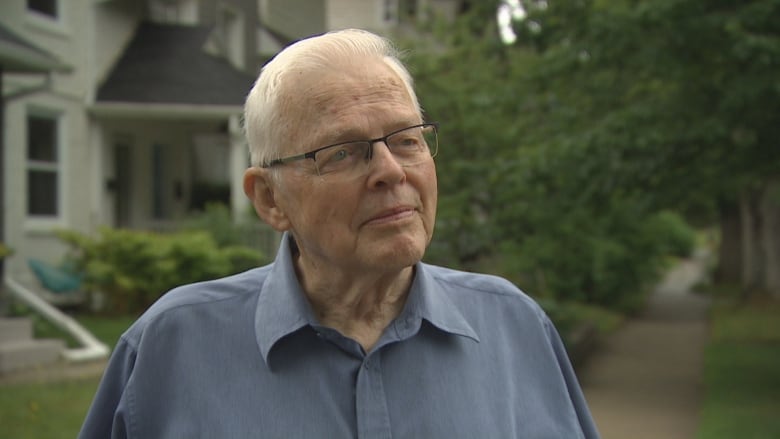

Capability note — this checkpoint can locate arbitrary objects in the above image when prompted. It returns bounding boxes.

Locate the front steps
[0,317,65,375]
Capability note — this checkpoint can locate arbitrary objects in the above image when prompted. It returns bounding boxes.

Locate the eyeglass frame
[260,123,439,173]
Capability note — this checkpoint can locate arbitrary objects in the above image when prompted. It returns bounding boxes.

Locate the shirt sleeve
[545,318,602,439]
[78,336,138,439]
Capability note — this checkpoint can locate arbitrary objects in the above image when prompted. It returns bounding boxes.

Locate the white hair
[244,28,422,167]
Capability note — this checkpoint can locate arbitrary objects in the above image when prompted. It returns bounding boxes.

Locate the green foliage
[181,203,246,248]
[646,210,697,258]
[489,197,683,312]
[0,242,11,259]
[522,0,780,209]
[56,228,265,315]
[406,0,774,313]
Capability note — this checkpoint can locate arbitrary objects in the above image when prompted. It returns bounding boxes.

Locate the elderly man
[79,29,600,438]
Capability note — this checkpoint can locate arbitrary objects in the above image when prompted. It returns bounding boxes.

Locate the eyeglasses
[262,123,438,178]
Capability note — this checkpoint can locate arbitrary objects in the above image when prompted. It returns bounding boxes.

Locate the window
[400,0,418,21]
[383,0,399,24]
[27,114,59,216]
[27,0,58,19]
[148,0,198,25]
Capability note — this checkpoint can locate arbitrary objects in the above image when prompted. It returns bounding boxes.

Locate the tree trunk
[718,182,780,298]
[760,179,780,298]
[739,189,764,296]
[714,197,742,284]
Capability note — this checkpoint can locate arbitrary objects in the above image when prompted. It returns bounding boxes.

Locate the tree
[537,0,780,296]
[402,0,780,310]
[401,3,696,311]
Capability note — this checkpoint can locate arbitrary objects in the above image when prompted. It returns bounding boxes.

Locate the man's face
[270,60,438,275]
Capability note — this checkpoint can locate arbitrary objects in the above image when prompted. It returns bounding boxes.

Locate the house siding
[261,0,326,40]
[2,0,98,283]
[327,0,392,32]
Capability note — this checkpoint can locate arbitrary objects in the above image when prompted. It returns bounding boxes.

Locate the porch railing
[3,275,110,362]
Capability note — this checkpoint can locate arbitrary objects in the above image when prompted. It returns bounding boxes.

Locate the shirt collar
[255,233,480,365]
[255,234,316,364]
[402,263,480,343]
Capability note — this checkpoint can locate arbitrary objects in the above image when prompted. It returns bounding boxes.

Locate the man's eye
[330,149,350,162]
[399,137,420,147]
[391,135,422,150]
[317,143,364,172]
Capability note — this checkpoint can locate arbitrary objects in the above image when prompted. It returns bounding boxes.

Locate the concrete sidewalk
[578,253,711,439]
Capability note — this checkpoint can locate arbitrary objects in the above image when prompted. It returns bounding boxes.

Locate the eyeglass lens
[313,124,437,176]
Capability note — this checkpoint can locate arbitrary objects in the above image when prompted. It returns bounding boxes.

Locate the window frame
[27,0,58,19]
[381,0,400,25]
[25,0,68,36]
[25,109,64,225]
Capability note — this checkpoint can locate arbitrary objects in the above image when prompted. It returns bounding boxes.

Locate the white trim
[24,107,65,223]
[0,40,70,73]
[24,217,67,233]
[90,102,243,120]
[25,0,70,38]
[4,276,110,362]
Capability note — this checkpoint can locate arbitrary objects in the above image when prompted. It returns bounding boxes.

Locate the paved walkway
[578,252,711,439]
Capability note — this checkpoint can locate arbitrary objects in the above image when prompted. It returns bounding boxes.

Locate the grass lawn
[0,313,134,439]
[696,295,780,439]
[0,377,101,439]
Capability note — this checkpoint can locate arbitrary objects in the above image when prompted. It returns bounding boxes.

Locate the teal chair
[28,258,83,294]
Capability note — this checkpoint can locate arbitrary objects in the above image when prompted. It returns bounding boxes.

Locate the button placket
[355,352,391,438]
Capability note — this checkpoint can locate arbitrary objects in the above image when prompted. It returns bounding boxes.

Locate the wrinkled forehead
[277,59,417,149]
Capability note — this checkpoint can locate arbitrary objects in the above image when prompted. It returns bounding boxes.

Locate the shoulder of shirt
[120,264,273,347]
[421,262,548,318]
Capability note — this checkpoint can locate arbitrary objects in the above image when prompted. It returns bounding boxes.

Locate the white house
[1,0,265,296]
[1,0,460,301]
[0,0,461,372]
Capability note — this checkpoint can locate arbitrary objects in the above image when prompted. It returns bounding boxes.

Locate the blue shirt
[79,237,600,438]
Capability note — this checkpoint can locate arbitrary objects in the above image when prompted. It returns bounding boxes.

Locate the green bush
[181,203,246,248]
[486,192,681,314]
[0,242,11,259]
[56,228,265,315]
[646,210,697,258]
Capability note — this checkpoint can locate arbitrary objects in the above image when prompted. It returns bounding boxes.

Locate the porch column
[228,113,249,221]
[1,66,5,282]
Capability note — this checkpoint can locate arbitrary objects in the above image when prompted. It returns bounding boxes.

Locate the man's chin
[364,234,426,269]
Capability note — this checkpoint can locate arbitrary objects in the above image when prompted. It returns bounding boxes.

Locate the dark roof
[97,22,255,106]
[0,22,70,73]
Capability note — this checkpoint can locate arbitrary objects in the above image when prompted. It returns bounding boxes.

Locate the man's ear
[243,167,291,232]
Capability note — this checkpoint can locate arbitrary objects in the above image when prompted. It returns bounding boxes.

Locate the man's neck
[295,256,414,352]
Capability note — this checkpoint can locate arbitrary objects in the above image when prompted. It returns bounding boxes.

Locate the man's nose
[368,140,401,164]
[366,140,405,183]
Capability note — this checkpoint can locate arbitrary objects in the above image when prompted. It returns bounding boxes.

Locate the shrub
[488,195,686,314]
[181,203,245,248]
[646,210,697,258]
[56,228,265,315]
[0,242,11,259]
